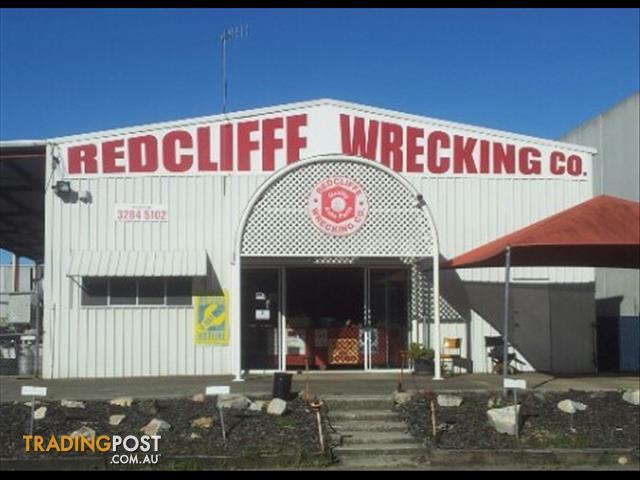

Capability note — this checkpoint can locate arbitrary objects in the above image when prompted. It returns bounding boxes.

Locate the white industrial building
[1,99,599,379]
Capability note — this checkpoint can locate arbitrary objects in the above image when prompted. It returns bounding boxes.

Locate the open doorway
[241,266,410,372]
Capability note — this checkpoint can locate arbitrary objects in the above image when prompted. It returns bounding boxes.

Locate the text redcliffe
[66,113,584,177]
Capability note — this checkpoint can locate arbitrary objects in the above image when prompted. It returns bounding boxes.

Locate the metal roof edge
[0,140,48,148]
[9,97,597,155]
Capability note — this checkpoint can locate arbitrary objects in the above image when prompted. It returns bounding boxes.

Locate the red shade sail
[443,195,640,269]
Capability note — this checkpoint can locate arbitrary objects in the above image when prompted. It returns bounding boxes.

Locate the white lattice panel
[241,160,436,257]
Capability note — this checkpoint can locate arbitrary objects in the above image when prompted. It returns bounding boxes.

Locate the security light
[52,180,71,195]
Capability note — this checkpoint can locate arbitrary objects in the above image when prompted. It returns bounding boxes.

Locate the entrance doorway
[241,266,409,371]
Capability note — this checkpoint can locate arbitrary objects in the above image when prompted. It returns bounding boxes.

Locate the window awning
[68,250,209,277]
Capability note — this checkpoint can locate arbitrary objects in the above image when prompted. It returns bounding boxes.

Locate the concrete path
[1,372,638,403]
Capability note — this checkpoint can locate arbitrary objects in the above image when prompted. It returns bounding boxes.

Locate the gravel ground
[0,396,323,460]
[395,390,640,450]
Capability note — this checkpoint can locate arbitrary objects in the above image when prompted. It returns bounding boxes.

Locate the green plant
[406,342,435,361]
[274,416,296,428]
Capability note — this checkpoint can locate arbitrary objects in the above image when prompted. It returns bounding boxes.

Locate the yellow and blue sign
[194,291,229,345]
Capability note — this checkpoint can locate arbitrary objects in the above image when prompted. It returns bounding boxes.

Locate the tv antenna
[220,25,248,115]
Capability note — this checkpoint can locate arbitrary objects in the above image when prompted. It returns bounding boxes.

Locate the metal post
[513,388,519,439]
[29,395,35,436]
[433,255,442,380]
[502,246,512,396]
[34,270,41,378]
[221,33,227,114]
[218,405,226,444]
[220,26,248,115]
[12,254,20,292]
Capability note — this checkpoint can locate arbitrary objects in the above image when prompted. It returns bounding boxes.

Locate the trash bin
[272,372,293,400]
[18,340,34,376]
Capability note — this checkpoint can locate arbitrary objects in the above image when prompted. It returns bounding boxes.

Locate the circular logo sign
[308,176,369,236]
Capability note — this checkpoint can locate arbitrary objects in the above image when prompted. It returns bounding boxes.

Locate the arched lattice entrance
[230,155,443,378]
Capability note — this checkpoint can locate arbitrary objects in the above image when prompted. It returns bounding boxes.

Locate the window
[166,277,192,306]
[110,278,137,305]
[81,277,192,307]
[138,278,165,306]
[81,278,108,306]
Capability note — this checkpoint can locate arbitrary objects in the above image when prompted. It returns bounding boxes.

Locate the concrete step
[340,431,418,445]
[334,443,426,457]
[322,395,393,410]
[328,409,397,421]
[330,420,408,432]
[331,454,428,469]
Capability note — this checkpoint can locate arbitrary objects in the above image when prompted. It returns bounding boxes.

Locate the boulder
[487,405,521,436]
[33,406,47,420]
[137,399,158,416]
[437,394,463,407]
[392,390,412,405]
[140,418,171,436]
[557,399,587,414]
[70,426,96,439]
[109,414,126,426]
[217,394,250,410]
[267,398,287,416]
[622,390,639,406]
[110,397,133,407]
[61,399,85,409]
[191,394,205,403]
[191,417,214,429]
[249,400,266,412]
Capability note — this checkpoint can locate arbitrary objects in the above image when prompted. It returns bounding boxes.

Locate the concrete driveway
[1,372,638,403]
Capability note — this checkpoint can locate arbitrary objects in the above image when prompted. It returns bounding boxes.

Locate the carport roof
[0,141,47,263]
[443,194,640,270]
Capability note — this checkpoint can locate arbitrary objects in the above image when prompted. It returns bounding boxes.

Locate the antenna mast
[220,25,248,115]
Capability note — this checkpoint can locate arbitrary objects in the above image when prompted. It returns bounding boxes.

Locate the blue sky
[1,8,639,263]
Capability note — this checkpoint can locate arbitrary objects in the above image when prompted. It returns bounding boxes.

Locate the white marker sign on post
[205,386,230,396]
[503,378,527,390]
[22,386,47,437]
[503,378,526,440]
[21,386,47,397]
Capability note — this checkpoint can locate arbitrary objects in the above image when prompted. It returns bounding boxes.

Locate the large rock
[392,390,412,405]
[140,418,171,436]
[487,405,521,436]
[191,394,205,403]
[109,414,126,426]
[191,417,214,429]
[61,399,85,409]
[249,400,266,412]
[70,426,96,439]
[137,399,158,416]
[557,399,587,414]
[267,398,287,416]
[33,406,47,420]
[437,394,463,407]
[110,397,133,407]
[217,394,250,410]
[622,390,639,406]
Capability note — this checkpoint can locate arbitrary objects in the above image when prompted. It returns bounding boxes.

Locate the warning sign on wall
[194,291,229,346]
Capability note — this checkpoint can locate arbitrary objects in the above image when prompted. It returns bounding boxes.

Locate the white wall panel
[42,100,596,378]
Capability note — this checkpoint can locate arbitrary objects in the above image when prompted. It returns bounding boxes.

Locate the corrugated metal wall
[43,170,594,378]
[42,103,597,378]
